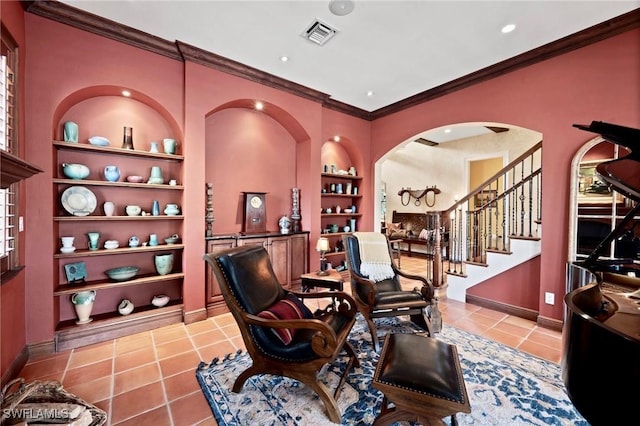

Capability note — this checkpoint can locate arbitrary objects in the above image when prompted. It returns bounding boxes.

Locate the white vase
[103,201,115,216]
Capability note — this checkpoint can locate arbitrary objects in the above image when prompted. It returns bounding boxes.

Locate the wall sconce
[316,237,330,275]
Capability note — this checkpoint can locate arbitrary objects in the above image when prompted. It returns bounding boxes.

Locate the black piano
[564,121,640,425]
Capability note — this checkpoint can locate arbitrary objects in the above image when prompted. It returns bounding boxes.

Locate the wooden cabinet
[320,172,362,269]
[53,141,184,351]
[205,232,309,315]
[205,237,236,317]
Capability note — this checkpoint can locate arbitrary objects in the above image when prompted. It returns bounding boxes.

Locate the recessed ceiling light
[255,101,264,110]
[333,135,341,142]
[280,56,289,62]
[444,128,452,134]
[501,24,516,34]
[366,90,375,97]
[122,90,131,97]
[329,0,354,16]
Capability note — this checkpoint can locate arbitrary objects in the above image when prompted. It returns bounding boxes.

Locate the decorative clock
[242,192,267,234]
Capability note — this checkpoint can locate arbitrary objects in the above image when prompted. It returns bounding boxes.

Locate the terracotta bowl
[126,175,144,183]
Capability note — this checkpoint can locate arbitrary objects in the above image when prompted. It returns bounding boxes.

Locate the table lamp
[316,237,330,275]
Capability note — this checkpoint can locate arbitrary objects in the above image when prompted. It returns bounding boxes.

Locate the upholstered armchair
[203,245,360,424]
[343,232,438,351]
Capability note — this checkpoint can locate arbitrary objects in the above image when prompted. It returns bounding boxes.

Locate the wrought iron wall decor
[398,186,441,207]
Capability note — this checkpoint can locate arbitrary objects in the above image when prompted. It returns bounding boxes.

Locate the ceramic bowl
[164,235,179,244]
[105,266,139,281]
[343,208,353,213]
[126,175,144,183]
[88,136,110,146]
[104,240,119,249]
[62,163,90,180]
[151,294,170,308]
[125,205,141,216]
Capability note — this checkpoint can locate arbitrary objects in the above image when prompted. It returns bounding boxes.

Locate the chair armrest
[245,313,349,357]
[349,274,378,305]
[393,267,435,301]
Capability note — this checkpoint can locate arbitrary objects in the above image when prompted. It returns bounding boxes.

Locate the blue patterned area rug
[195,315,588,425]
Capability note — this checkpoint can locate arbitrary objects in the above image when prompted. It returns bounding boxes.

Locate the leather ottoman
[372,333,471,425]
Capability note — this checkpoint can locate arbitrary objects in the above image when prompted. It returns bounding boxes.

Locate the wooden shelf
[321,193,362,198]
[321,213,362,218]
[321,232,352,237]
[53,140,184,161]
[54,272,184,295]
[321,172,362,180]
[53,178,183,190]
[54,215,183,221]
[54,244,184,258]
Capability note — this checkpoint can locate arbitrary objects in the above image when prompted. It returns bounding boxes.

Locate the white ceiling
[60,1,638,112]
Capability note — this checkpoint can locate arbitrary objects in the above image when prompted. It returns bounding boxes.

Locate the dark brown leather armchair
[203,245,360,423]
[343,233,437,351]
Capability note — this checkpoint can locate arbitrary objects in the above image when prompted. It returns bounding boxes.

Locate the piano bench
[372,333,471,425]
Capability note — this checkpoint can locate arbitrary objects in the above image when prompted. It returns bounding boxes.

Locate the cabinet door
[290,233,308,288]
[269,236,291,288]
[205,239,236,305]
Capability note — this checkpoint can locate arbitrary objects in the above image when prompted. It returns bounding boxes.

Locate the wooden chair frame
[203,245,360,423]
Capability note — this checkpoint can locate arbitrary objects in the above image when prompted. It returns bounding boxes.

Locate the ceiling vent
[414,137,439,147]
[302,19,337,46]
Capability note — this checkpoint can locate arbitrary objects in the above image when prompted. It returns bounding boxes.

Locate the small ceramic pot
[103,201,116,216]
[154,253,174,275]
[118,299,134,315]
[152,294,170,308]
[61,236,75,248]
[104,165,121,182]
[164,203,180,215]
[62,163,90,180]
[163,138,177,155]
[87,232,100,250]
[128,236,140,247]
[125,205,141,216]
[330,224,339,233]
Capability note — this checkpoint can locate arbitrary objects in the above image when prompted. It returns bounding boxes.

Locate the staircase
[427,142,542,302]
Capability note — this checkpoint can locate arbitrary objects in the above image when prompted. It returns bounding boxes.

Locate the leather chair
[343,233,437,351]
[203,245,360,423]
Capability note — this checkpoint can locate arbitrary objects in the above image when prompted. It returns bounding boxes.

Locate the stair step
[509,234,540,241]
[486,248,513,255]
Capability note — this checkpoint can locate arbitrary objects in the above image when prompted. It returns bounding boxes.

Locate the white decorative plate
[88,136,111,146]
[61,186,97,216]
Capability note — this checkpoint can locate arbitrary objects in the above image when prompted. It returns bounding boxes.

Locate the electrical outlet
[19,216,24,232]
[545,292,555,305]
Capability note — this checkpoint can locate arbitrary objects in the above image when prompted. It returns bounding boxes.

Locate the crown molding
[22,1,639,121]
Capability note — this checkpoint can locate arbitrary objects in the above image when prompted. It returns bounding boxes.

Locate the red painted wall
[371,29,640,322]
[1,0,28,381]
[2,5,637,367]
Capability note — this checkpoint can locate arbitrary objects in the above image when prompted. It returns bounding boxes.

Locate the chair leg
[305,376,342,423]
[231,364,262,393]
[410,310,433,337]
[364,315,381,351]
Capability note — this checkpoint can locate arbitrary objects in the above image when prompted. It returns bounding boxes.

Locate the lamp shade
[316,237,330,252]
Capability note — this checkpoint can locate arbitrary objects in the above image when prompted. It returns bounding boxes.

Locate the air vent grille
[302,19,337,46]
[414,137,439,147]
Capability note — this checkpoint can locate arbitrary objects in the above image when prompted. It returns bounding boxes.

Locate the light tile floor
[18,256,562,425]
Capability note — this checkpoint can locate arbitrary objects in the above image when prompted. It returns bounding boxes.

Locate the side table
[300,270,344,308]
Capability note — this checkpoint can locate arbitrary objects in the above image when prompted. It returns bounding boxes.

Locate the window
[1,27,20,275]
